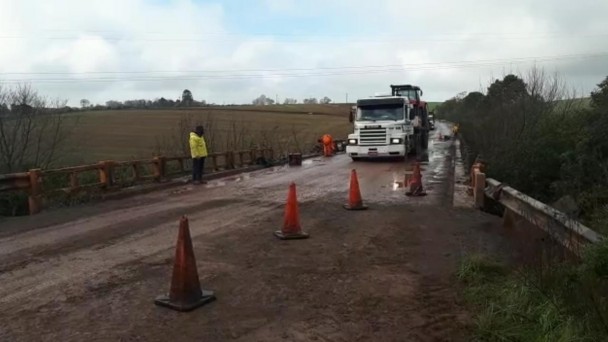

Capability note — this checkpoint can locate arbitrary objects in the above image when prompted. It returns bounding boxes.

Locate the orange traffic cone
[344,169,368,210]
[404,171,413,187]
[406,162,427,197]
[154,216,216,312]
[274,182,310,240]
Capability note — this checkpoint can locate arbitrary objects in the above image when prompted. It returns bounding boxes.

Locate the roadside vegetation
[437,69,608,234]
[458,241,608,341]
[437,68,608,340]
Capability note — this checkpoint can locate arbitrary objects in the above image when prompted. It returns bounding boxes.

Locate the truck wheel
[414,133,421,155]
[421,132,429,149]
[351,157,361,162]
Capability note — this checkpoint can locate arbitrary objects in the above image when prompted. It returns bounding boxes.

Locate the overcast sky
[1,0,607,106]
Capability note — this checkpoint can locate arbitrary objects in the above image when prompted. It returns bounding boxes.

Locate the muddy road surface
[0,122,508,341]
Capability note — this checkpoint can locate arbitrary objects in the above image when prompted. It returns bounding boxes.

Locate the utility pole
[345,93,348,104]
[276,94,278,104]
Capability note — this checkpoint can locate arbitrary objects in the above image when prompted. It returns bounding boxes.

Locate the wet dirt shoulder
[1,200,508,342]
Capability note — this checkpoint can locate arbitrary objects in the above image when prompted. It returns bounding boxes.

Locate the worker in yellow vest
[189,125,208,184]
[452,123,460,136]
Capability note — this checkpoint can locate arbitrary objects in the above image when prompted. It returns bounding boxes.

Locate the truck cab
[346,95,414,161]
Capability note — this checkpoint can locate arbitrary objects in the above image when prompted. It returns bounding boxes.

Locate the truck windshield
[394,89,417,101]
[357,104,404,121]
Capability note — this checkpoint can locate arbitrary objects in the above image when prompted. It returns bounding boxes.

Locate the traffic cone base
[154,216,216,312]
[343,203,368,210]
[154,290,216,312]
[406,190,427,197]
[274,230,310,240]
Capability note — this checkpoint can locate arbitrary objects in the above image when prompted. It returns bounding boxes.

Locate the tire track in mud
[0,198,280,315]
[0,198,241,273]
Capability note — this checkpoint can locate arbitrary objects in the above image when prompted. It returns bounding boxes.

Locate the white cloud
[263,0,297,13]
[0,0,607,106]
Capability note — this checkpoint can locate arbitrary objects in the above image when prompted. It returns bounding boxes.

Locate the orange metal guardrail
[469,160,603,258]
[0,148,273,215]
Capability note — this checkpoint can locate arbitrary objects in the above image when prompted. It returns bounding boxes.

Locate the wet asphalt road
[0,123,466,340]
[0,121,458,340]
[0,121,457,268]
[203,120,456,207]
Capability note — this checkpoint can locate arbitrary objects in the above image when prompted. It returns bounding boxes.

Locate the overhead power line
[3,28,602,37]
[1,52,606,84]
[0,32,607,43]
[1,52,606,76]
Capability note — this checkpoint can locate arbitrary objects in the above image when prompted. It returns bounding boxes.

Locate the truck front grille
[359,128,387,146]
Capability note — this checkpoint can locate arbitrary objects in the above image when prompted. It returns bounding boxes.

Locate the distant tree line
[73,91,338,111]
[252,94,333,105]
[78,89,209,111]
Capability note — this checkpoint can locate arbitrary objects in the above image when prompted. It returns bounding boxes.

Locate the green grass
[459,247,608,342]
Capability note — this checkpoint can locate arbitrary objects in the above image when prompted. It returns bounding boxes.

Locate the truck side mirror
[349,110,354,123]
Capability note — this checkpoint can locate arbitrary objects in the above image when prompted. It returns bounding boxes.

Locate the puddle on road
[206,181,227,188]
[169,186,196,195]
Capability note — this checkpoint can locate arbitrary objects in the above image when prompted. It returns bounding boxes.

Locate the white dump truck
[346,94,415,161]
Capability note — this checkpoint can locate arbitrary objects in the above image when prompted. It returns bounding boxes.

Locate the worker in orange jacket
[321,134,334,157]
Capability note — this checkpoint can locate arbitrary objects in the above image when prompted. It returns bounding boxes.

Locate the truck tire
[413,133,422,155]
[421,130,429,149]
[351,157,361,162]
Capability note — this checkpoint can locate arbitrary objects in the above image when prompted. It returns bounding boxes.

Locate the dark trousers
[192,157,205,181]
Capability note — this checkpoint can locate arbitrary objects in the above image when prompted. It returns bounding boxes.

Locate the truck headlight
[391,138,402,144]
[348,139,357,145]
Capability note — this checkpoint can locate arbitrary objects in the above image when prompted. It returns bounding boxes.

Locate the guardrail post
[132,163,140,182]
[153,156,166,182]
[69,172,79,191]
[177,158,185,173]
[99,161,114,188]
[226,152,235,169]
[249,150,256,165]
[238,151,245,167]
[474,172,486,208]
[28,169,42,215]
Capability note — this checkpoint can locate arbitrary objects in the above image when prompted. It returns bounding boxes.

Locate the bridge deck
[0,123,511,341]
